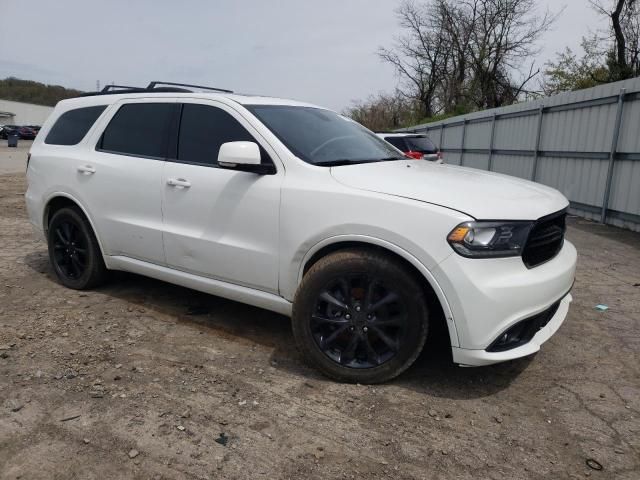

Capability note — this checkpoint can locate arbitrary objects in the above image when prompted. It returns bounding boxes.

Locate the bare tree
[377,0,556,118]
[378,1,449,118]
[590,0,640,79]
[463,0,556,109]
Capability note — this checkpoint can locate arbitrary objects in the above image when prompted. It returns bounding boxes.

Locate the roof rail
[101,84,145,92]
[76,81,234,98]
[147,81,233,94]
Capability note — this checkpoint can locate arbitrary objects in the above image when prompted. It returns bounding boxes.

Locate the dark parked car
[25,125,42,134]
[17,126,37,140]
[0,125,20,140]
[0,125,37,140]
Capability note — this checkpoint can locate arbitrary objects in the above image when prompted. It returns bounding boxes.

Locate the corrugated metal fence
[400,77,640,232]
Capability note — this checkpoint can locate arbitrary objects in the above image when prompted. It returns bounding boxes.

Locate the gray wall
[400,77,640,232]
[0,99,54,126]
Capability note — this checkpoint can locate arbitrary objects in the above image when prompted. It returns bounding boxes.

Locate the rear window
[45,105,107,145]
[99,103,175,158]
[384,137,407,150]
[404,136,437,153]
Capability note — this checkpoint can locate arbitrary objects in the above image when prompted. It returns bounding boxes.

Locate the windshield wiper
[314,159,366,166]
[373,156,405,162]
[314,157,404,167]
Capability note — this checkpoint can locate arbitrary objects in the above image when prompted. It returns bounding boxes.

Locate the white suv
[25,82,577,383]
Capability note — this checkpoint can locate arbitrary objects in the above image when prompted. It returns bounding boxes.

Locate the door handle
[167,177,191,188]
[77,164,96,174]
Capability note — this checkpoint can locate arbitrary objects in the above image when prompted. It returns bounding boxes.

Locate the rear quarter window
[45,105,107,145]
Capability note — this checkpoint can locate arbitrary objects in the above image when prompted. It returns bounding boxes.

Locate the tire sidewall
[292,251,429,383]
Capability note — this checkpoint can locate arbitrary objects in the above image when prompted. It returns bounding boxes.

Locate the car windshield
[246,105,405,166]
[404,136,437,153]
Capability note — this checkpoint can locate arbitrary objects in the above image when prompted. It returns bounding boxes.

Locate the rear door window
[99,103,175,158]
[176,103,267,166]
[45,105,107,145]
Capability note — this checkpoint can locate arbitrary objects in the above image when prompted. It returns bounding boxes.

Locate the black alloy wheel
[52,219,88,280]
[311,275,407,368]
[47,206,107,289]
[292,249,429,383]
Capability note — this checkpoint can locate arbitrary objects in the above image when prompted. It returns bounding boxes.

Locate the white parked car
[25,82,577,383]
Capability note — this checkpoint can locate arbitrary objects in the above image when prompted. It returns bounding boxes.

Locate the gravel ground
[0,171,639,480]
[0,141,29,175]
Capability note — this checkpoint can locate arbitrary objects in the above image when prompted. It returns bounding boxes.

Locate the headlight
[447,221,533,258]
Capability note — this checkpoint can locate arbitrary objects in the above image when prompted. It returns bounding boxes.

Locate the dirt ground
[1,167,639,480]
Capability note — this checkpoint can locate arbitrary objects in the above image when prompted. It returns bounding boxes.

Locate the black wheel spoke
[372,315,404,327]
[55,228,68,245]
[370,326,398,352]
[71,255,85,270]
[339,334,360,365]
[368,292,399,313]
[312,314,349,325]
[337,278,351,301]
[364,278,376,311]
[319,292,348,310]
[362,334,381,365]
[321,324,350,349]
[69,257,80,277]
[62,222,72,242]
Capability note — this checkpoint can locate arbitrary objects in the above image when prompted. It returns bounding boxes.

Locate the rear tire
[47,206,107,290]
[292,249,429,383]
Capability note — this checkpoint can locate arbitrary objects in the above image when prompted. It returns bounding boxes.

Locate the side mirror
[218,141,261,167]
[217,141,275,174]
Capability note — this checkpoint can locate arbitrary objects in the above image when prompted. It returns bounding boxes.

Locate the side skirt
[107,255,293,317]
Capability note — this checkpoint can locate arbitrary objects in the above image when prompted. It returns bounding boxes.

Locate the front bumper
[451,292,572,366]
[433,240,577,366]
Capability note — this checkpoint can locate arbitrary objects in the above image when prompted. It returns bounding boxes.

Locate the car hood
[330,160,569,220]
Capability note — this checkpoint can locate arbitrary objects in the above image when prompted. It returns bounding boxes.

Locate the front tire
[47,206,107,290]
[292,249,429,383]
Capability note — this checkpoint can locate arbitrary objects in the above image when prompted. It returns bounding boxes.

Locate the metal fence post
[601,88,626,224]
[530,104,544,181]
[487,113,497,171]
[460,119,467,166]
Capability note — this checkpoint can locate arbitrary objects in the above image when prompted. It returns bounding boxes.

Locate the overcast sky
[0,0,601,111]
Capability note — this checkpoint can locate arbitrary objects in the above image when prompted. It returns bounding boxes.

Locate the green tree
[543,38,610,95]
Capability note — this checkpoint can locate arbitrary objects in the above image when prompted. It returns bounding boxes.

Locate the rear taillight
[405,151,423,160]
[437,151,443,161]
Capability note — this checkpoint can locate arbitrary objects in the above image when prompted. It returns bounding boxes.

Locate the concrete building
[0,99,54,126]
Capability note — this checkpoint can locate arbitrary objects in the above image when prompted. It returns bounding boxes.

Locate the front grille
[522,210,567,268]
[486,300,561,352]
